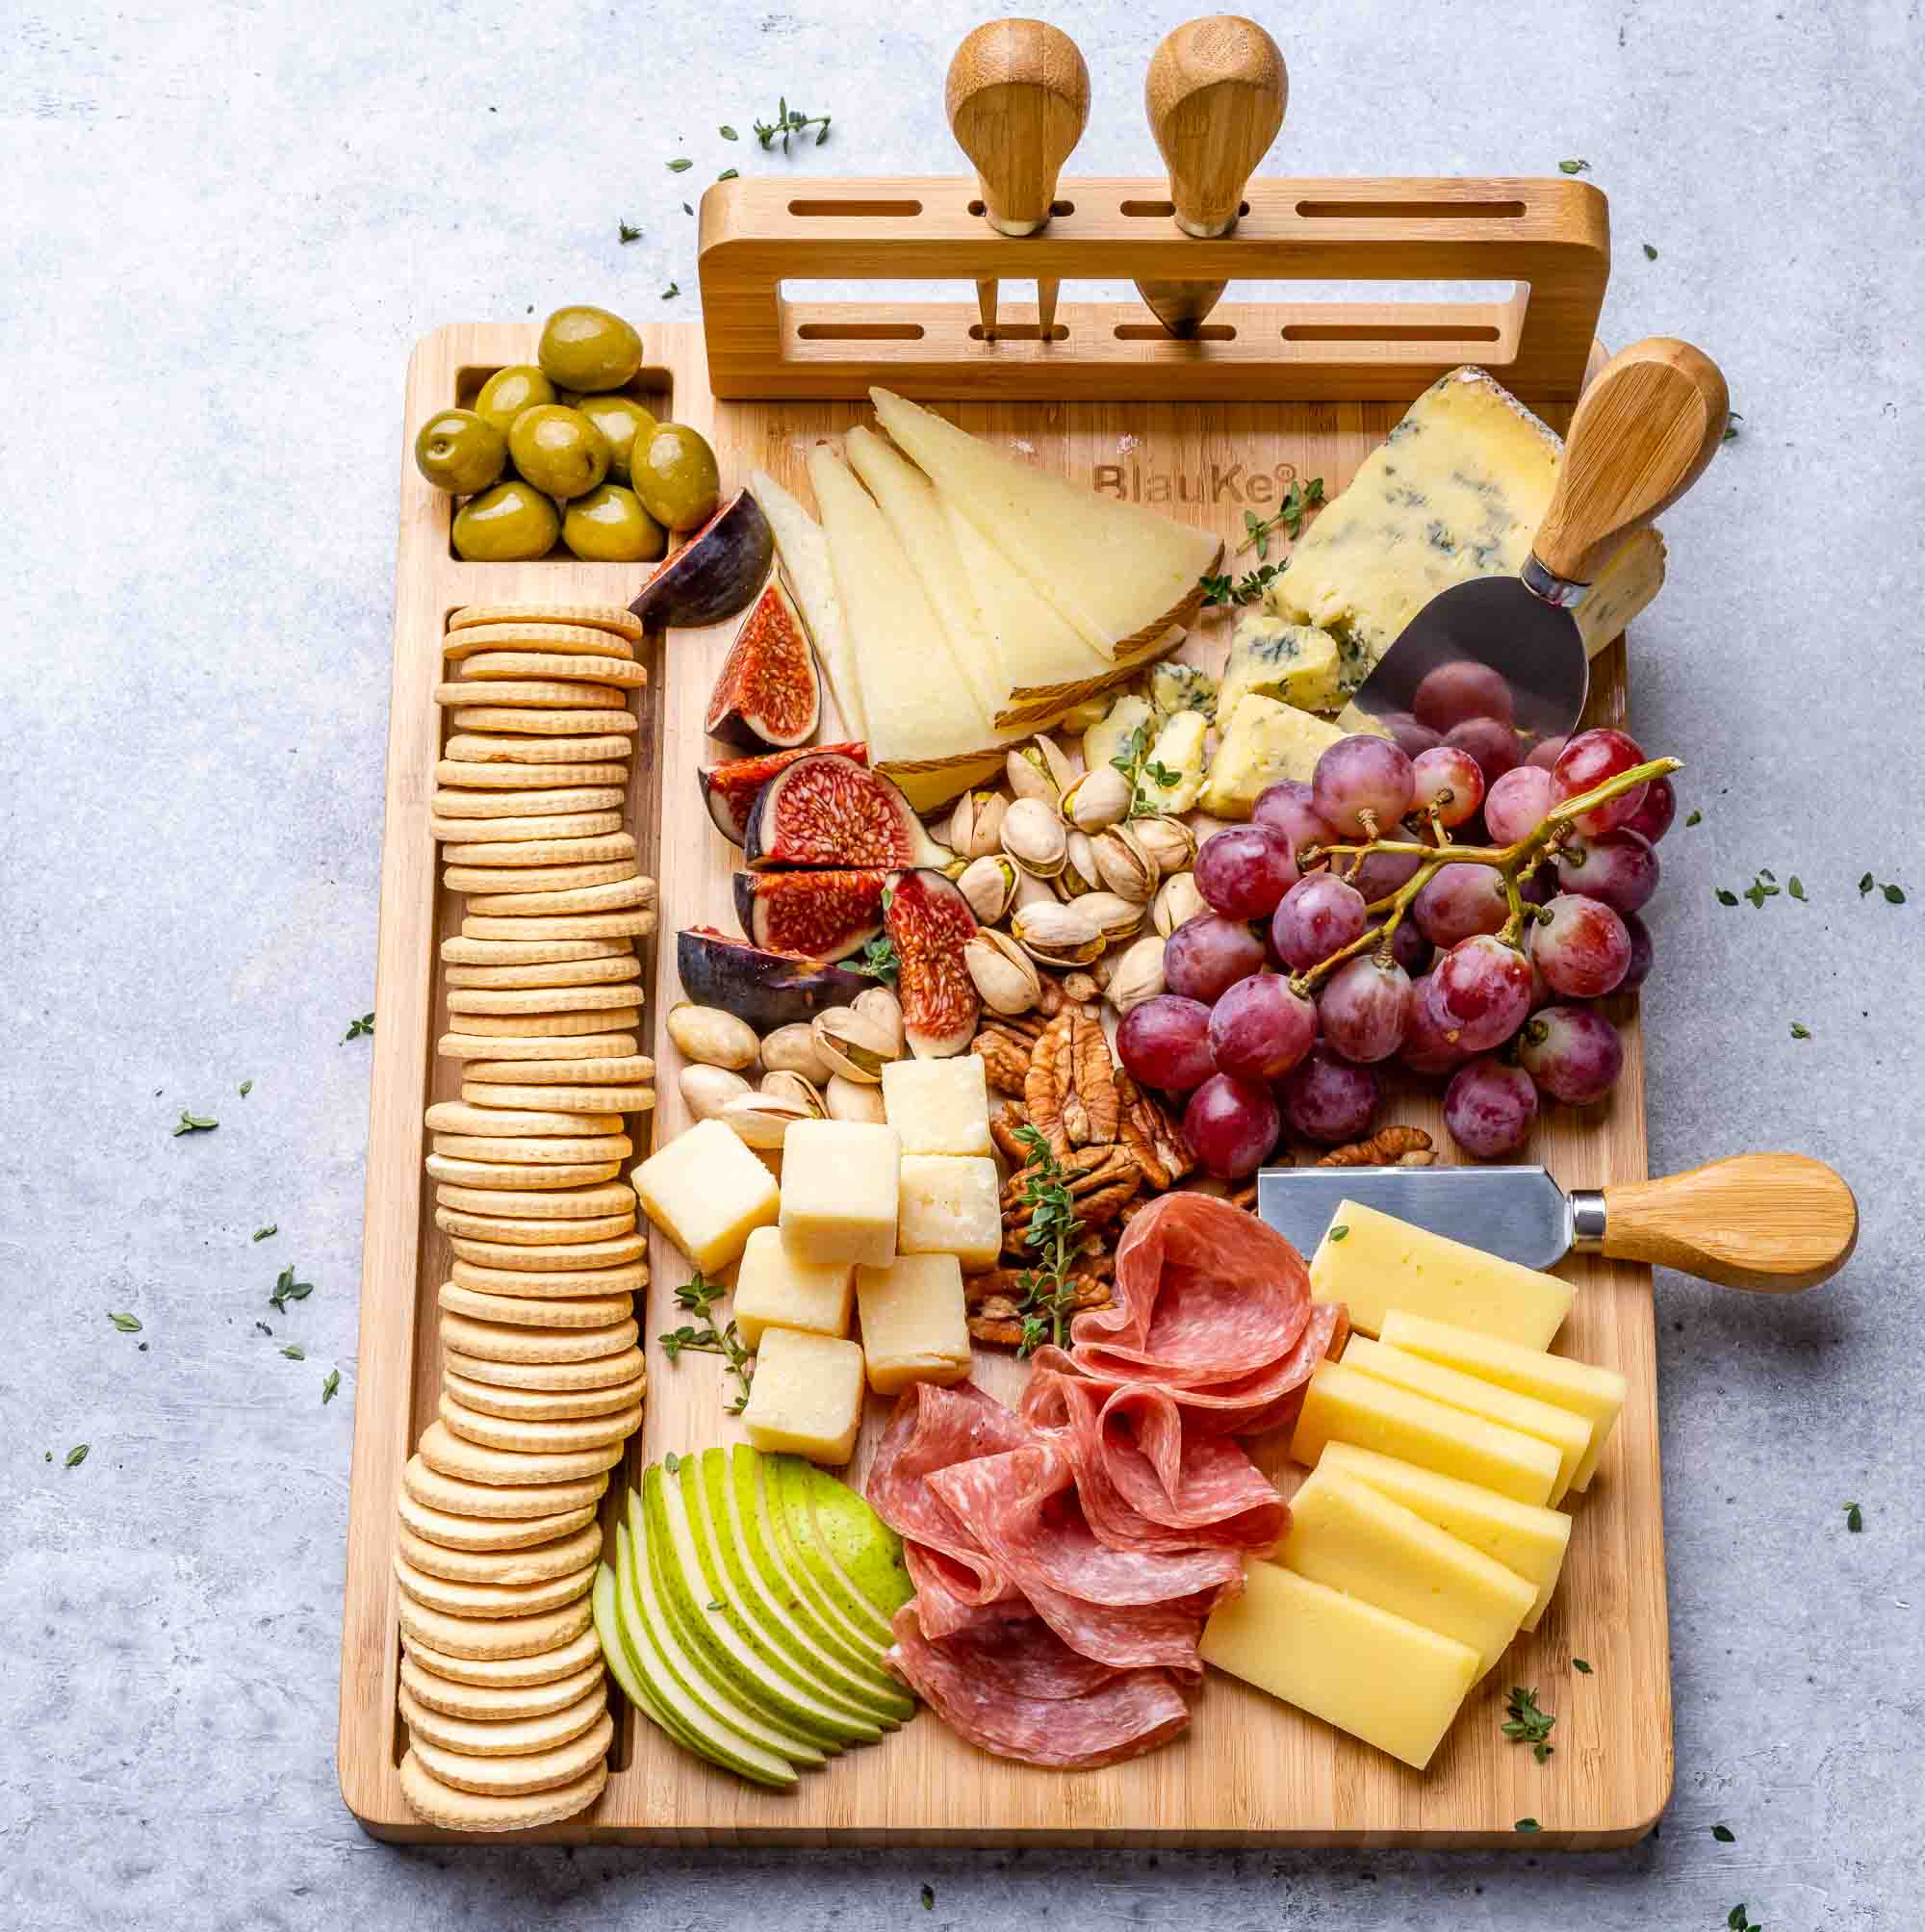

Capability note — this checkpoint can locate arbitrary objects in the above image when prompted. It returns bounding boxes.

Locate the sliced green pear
[645,1460,878,1749]
[698,1448,913,1725]
[729,1445,911,1707]
[627,1493,826,1768]
[592,1557,696,1751]
[766,1453,911,1649]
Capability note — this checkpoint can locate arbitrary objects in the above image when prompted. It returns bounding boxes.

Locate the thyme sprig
[1235,478,1325,557]
[754,98,832,151]
[659,1272,756,1413]
[1010,1125,1086,1357]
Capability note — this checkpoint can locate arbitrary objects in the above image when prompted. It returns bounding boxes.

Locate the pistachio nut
[720,1091,817,1149]
[1104,934,1167,1014]
[1075,890,1147,945]
[1059,829,1100,898]
[1061,764,1131,834]
[757,1069,826,1117]
[666,1001,759,1070]
[1133,813,1197,874]
[1152,869,1208,937]
[759,1021,833,1083]
[677,1063,753,1121]
[957,853,1019,925]
[1000,796,1068,879]
[947,788,1008,861]
[811,1004,899,1083]
[1090,822,1158,904]
[824,1072,888,1123]
[853,985,906,1056]
[962,927,1043,1016]
[1005,744,1060,805]
[1033,734,1079,793]
[1014,863,1060,911]
[1010,898,1106,968]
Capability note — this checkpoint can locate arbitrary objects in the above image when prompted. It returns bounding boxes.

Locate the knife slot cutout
[1295,198,1527,220]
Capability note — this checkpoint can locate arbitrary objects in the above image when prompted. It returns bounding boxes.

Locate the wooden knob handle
[946,18,1090,237]
[1532,336,1730,584]
[1145,16,1286,238]
[1600,1154,1858,1293]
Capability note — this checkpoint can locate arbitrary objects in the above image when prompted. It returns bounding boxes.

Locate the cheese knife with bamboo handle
[1136,15,1286,338]
[946,17,1089,339]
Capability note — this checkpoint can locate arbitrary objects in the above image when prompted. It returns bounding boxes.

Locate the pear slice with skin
[699,1449,913,1726]
[766,1454,911,1649]
[761,1453,895,1652]
[626,1493,826,1768]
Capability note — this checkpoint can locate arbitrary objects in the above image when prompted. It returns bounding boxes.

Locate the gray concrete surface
[3,0,1921,1924]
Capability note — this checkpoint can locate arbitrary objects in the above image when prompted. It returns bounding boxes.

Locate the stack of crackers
[396,604,656,1834]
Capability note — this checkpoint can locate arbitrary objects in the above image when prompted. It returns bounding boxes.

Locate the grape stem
[1290,756,1680,995]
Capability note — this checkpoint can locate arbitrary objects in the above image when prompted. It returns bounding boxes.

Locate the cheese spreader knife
[1344,338,1730,748]
[1257,1152,1858,1293]
[1136,17,1286,338]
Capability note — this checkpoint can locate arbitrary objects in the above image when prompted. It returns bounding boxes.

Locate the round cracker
[400,1681,608,1758]
[451,1257,648,1298]
[399,1747,606,1832]
[462,1081,655,1114]
[424,1155,623,1192]
[397,1486,601,1553]
[465,1056,654,1087]
[450,707,637,736]
[436,679,628,710]
[403,1450,609,1521]
[445,860,639,895]
[439,1311,638,1363]
[398,1518,603,1585]
[439,833,636,870]
[438,759,631,792]
[446,956,642,991]
[462,877,655,918]
[445,731,637,764]
[436,1181,636,1218]
[443,1344,647,1392]
[432,1134,633,1167]
[446,982,642,1017]
[401,1623,603,1687]
[448,605,643,641]
[438,1032,639,1060]
[420,1413,629,1482]
[438,1394,644,1458]
[426,1102,624,1139]
[396,1589,596,1661]
[436,1282,634,1330]
[436,1207,637,1246]
[463,907,656,941]
[443,931,631,963]
[431,785,627,819]
[407,1713,613,1797]
[449,1233,645,1271]
[456,651,649,687]
[400,1654,605,1723]
[433,811,625,845]
[444,1368,647,1424]
[442,1009,642,1040]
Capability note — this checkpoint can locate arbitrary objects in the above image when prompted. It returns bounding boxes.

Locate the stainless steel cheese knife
[1257,1152,1857,1292]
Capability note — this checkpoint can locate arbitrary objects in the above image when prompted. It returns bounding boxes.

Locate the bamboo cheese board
[340,178,1671,1846]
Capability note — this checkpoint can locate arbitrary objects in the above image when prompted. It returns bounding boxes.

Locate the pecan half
[1316,1125,1437,1167]
[964,1267,1114,1347]
[1113,1069,1195,1191]
[1023,1010,1076,1160]
[972,1027,1034,1095]
[1070,1005,1120,1146]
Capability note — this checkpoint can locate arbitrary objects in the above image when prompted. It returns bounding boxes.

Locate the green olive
[507,404,611,501]
[474,364,556,435]
[571,394,657,483]
[563,484,667,562]
[537,305,643,394]
[632,422,721,533]
[452,479,561,561]
[413,408,506,495]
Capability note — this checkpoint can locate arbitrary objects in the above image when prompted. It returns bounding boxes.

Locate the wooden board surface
[340,318,1669,1847]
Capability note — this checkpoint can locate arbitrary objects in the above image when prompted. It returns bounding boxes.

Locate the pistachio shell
[1152,870,1208,937]
[1010,899,1106,967]
[853,985,906,1056]
[1133,813,1197,874]
[757,1069,826,1116]
[1059,829,1100,898]
[666,1002,759,1070]
[812,1005,899,1083]
[677,1063,753,1121]
[963,928,1042,1016]
[1104,934,1167,1013]
[958,854,1019,924]
[824,1073,887,1123]
[1005,746,1059,805]
[759,1021,832,1082]
[1032,734,1079,793]
[1000,797,1068,879]
[720,1091,816,1149]
[947,789,1008,861]
[1075,891,1147,944]
[1062,765,1131,833]
[1090,822,1158,903]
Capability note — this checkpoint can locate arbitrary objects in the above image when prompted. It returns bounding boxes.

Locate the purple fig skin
[629,488,773,630]
[677,927,870,1029]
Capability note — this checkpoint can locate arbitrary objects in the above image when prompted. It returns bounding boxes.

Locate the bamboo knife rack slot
[697,174,1609,401]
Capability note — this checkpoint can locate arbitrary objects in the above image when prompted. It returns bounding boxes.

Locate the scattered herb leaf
[281,1345,305,1360]
[851,932,899,986]
[1788,876,1807,901]
[253,1224,277,1242]
[667,157,693,172]
[1859,871,1875,895]
[108,1312,142,1333]
[719,125,738,141]
[1715,889,1738,907]
[1515,1816,1541,1833]
[1572,1657,1592,1674]
[1684,810,1702,827]
[1712,1823,1736,1843]
[1729,1906,1762,1932]
[665,1450,681,1475]
[718,168,739,182]
[239,1079,253,1097]
[662,282,680,300]
[753,98,832,151]
[1329,1224,1349,1243]
[1643,243,1658,260]
[1790,1021,1810,1040]
[1558,158,1590,174]
[1884,883,1907,904]
[1237,478,1325,558]
[321,1369,340,1404]
[342,1012,374,1043]
[1844,1501,1862,1533]
[1724,412,1743,442]
[173,1111,218,1137]
[269,1265,314,1313]
[64,1443,90,1468]
[921,1885,937,1911]
[1502,1685,1555,1760]
[619,220,642,244]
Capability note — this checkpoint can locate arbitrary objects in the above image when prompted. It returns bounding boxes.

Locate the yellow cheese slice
[1199,692,1347,819]
[1200,1559,1478,1770]
[1309,1200,1572,1350]
[751,468,866,741]
[1290,1359,1559,1507]
[1379,1310,1628,1491]
[870,387,1221,663]
[1279,1466,1535,1674]
[1341,1339,1591,1506]
[1319,1442,1572,1630]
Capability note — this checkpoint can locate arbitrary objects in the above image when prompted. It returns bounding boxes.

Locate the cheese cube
[1133,709,1208,813]
[738,1326,867,1467]
[730,1226,854,1351]
[1290,1360,1559,1507]
[1342,1339,1591,1506]
[1083,693,1155,774]
[1309,1200,1572,1350]
[1279,1467,1535,1674]
[1378,1310,1628,1491]
[1200,1559,1478,1770]
[779,1119,901,1266]
[1199,693,1347,819]
[629,1119,780,1275]
[881,1057,991,1157]
[897,1155,1002,1273]
[855,1252,972,1396]
[1149,659,1218,721]
[1319,1442,1573,1629]
[1219,613,1347,716]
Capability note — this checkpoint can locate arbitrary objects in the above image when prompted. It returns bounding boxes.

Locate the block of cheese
[808,444,1003,776]
[855,1252,972,1395]
[779,1119,901,1267]
[630,1119,779,1275]
[1343,1338,1590,1506]
[1309,1200,1572,1349]
[1319,1442,1573,1630]
[1263,366,1667,691]
[1150,659,1218,721]
[881,1056,991,1157]
[1279,1466,1535,1674]
[752,468,865,740]
[1200,1559,1478,1770]
[739,1326,867,1466]
[896,1155,1002,1273]
[1199,693,1348,819]
[731,1225,855,1351]
[1380,1310,1628,1491]
[1083,693,1155,773]
[1135,708,1208,812]
[1219,612,1347,716]
[870,387,1221,672]
[1290,1360,1560,1507]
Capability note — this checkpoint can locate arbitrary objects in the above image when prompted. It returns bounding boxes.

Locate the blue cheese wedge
[1219,612,1347,716]
[1082,693,1156,775]
[1136,709,1208,813]
[1199,693,1346,819]
[1149,659,1218,721]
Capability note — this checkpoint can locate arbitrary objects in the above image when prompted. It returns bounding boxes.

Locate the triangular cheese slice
[805,446,1002,775]
[870,387,1221,662]
[752,468,866,740]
